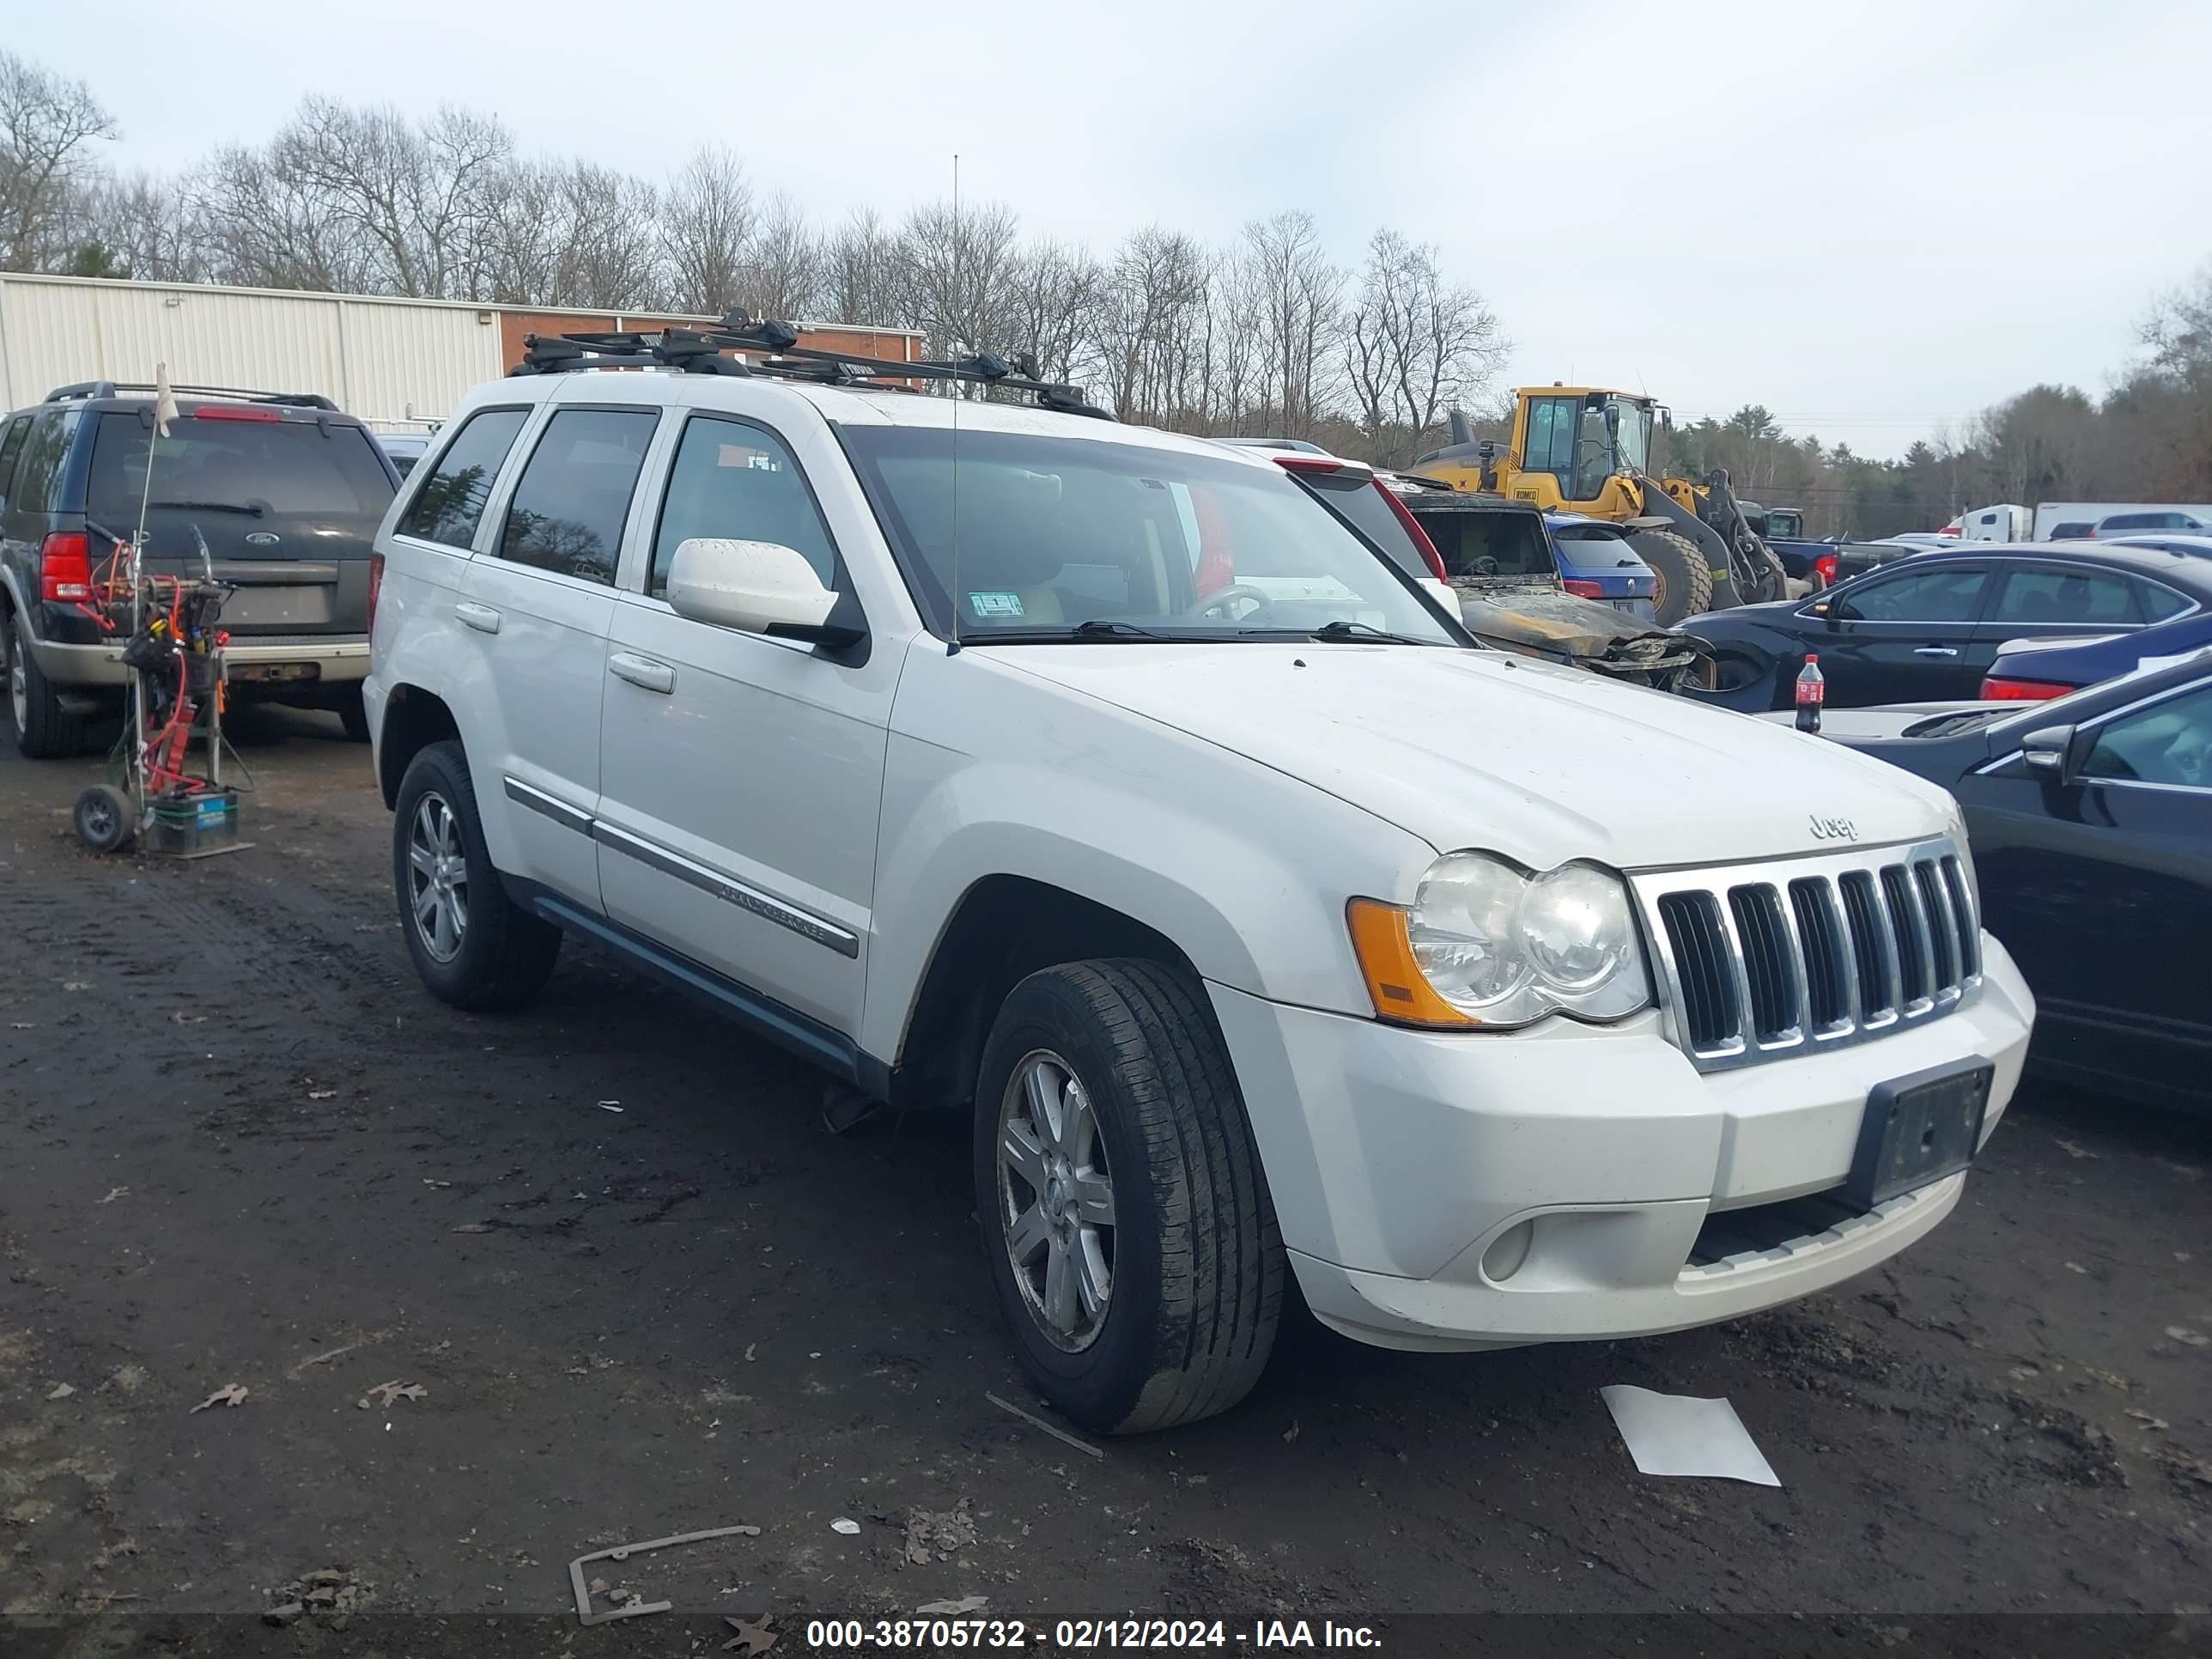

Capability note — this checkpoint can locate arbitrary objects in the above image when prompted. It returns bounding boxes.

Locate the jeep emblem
[1809,815,1858,842]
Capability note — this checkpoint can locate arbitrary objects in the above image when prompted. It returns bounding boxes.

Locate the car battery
[150,787,241,857]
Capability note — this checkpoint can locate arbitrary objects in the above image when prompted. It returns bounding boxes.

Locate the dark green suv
[0,381,399,757]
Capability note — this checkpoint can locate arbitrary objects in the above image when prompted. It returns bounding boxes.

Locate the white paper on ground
[1600,1385,1781,1486]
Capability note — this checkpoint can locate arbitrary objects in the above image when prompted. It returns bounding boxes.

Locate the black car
[0,380,398,757]
[1684,543,2212,711]
[1791,652,2212,1110]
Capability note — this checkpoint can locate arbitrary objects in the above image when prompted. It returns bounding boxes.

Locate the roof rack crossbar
[509,320,1111,418]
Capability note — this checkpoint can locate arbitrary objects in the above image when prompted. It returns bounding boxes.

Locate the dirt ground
[2,713,2208,1654]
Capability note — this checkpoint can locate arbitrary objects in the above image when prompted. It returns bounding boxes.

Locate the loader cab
[1515,389,1655,506]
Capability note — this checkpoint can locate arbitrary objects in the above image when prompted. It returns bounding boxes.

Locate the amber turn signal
[1346,898,1478,1028]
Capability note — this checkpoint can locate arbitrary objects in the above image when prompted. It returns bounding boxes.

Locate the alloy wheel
[996,1049,1116,1352]
[406,791,469,963]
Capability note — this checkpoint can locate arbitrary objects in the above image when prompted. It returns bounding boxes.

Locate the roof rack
[509,314,1112,420]
[45,380,340,411]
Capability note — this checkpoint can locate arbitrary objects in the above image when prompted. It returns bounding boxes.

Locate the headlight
[1350,853,1653,1029]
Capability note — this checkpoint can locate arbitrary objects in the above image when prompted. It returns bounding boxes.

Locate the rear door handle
[454,601,501,635]
[1912,646,1959,657]
[609,653,676,694]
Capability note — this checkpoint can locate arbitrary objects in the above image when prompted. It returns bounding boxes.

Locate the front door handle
[454,601,501,635]
[609,653,676,695]
[1912,646,1959,657]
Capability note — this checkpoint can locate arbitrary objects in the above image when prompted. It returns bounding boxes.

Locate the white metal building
[0,273,923,429]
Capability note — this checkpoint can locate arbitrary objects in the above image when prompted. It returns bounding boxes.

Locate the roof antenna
[947,152,963,655]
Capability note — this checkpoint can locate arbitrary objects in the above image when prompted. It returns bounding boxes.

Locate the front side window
[498,408,660,585]
[840,426,1456,644]
[2080,684,2212,789]
[1990,567,2141,626]
[650,416,838,597]
[1832,565,1987,623]
[397,407,529,550]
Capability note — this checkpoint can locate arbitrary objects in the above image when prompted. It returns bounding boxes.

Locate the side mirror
[2021,724,2085,782]
[665,537,855,646]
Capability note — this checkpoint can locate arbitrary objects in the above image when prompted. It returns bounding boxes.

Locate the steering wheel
[1469,556,1500,577]
[1192,583,1275,623]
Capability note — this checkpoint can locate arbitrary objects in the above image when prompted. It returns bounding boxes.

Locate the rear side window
[650,416,838,596]
[2136,580,2194,623]
[398,407,529,550]
[499,408,659,586]
[0,415,29,501]
[3,411,76,530]
[1294,473,1429,583]
[1989,567,2140,625]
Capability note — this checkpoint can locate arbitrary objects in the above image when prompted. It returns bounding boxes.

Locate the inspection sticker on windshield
[968,592,1024,618]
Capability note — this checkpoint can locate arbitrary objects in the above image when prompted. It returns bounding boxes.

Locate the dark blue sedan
[1985,605,2212,700]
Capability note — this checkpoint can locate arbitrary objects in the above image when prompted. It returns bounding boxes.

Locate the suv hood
[989,644,1955,870]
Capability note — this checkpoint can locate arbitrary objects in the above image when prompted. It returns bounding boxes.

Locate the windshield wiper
[1249,619,1447,647]
[149,500,265,517]
[969,619,1188,644]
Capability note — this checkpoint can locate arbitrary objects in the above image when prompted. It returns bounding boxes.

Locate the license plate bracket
[1845,1060,1993,1211]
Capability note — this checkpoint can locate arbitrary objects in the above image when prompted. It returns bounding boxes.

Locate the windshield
[838,426,1459,644]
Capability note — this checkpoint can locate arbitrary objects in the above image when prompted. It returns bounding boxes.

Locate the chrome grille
[1632,837,1981,1072]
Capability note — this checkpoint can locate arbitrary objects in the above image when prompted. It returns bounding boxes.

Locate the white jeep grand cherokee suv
[364,349,2033,1433]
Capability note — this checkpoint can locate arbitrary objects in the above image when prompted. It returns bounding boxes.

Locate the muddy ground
[1,714,2208,1654]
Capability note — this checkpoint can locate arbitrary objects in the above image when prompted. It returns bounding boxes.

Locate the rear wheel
[1627,530,1714,626]
[392,739,562,1011]
[8,611,88,759]
[975,960,1284,1434]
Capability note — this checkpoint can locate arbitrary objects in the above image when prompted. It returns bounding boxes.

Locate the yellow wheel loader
[1413,387,1788,626]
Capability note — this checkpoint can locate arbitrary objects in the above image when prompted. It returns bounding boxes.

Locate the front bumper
[1209,933,2033,1352]
[30,633,371,688]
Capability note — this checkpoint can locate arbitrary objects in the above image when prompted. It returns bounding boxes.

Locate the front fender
[859,642,1436,1063]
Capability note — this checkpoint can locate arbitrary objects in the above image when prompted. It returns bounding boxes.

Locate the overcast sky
[15,0,2211,457]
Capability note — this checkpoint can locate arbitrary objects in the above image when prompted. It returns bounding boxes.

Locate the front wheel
[1626,530,1714,627]
[391,739,562,1011]
[975,960,1284,1434]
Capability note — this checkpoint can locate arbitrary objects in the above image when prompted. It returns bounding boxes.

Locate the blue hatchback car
[1544,513,1659,619]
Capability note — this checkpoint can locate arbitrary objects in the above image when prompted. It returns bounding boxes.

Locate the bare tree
[1001,238,1104,387]
[1097,225,1211,424]
[0,50,118,270]
[661,145,754,314]
[199,141,376,294]
[740,192,817,321]
[819,207,904,330]
[551,163,664,310]
[72,169,208,282]
[1343,229,1505,465]
[1244,211,1341,436]
[897,198,1021,369]
[264,98,509,299]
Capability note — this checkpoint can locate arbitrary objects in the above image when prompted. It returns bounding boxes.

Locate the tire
[1626,529,1714,627]
[974,959,1284,1434]
[391,739,562,1011]
[73,784,135,854]
[338,689,371,744]
[8,611,88,760]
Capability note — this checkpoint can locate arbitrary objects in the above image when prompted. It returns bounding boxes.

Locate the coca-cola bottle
[1795,654,1826,733]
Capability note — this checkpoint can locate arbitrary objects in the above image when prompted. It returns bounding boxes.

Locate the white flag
[152,362,179,438]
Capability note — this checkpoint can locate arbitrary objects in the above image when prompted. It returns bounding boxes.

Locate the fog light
[1481,1220,1534,1283]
